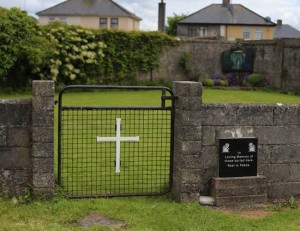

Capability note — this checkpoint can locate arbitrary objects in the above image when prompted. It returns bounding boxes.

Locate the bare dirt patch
[79,213,125,230]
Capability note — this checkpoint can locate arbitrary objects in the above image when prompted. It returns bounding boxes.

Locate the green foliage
[202,79,214,87]
[289,196,299,209]
[42,24,105,85]
[0,7,39,85]
[0,12,177,88]
[246,73,265,87]
[179,52,192,74]
[94,30,177,85]
[220,79,229,87]
[166,13,187,36]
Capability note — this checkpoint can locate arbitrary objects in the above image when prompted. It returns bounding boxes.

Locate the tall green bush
[0,7,40,86]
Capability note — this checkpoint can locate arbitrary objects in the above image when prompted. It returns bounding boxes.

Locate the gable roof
[178,4,275,26]
[274,24,300,38]
[36,0,142,21]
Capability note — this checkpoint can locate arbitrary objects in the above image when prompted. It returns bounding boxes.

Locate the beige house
[177,0,276,40]
[36,0,142,31]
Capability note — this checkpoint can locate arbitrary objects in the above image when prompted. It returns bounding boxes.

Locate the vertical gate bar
[58,91,63,186]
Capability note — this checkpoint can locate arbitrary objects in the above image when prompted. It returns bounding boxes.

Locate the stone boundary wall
[152,39,300,91]
[172,81,300,202]
[0,81,54,197]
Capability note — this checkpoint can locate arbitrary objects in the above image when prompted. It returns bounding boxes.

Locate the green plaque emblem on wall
[222,43,255,73]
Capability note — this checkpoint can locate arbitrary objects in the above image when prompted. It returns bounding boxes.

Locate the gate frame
[58,85,177,198]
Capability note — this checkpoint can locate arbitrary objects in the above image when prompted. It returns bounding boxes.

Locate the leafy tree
[0,7,39,85]
[166,13,187,36]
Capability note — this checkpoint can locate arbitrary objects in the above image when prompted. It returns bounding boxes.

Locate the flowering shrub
[42,26,105,84]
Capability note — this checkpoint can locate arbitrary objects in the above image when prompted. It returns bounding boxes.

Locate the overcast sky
[0,0,299,31]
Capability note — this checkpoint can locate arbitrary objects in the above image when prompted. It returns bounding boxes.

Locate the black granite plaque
[219,138,258,177]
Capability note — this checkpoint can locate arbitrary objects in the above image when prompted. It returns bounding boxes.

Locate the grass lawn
[0,87,299,230]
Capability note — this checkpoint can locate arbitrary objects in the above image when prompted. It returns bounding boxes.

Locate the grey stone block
[217,126,255,139]
[0,169,32,196]
[268,182,300,199]
[211,176,267,206]
[7,126,31,147]
[257,145,270,165]
[0,100,32,126]
[181,183,201,193]
[32,143,54,158]
[173,166,202,184]
[32,187,54,198]
[32,110,54,127]
[202,126,216,146]
[32,81,55,97]
[201,146,218,167]
[173,81,202,97]
[0,148,32,169]
[274,105,300,125]
[0,126,7,147]
[32,158,54,174]
[255,126,300,144]
[236,105,274,126]
[171,180,200,203]
[259,164,290,183]
[175,124,201,141]
[290,164,300,181]
[267,145,300,163]
[214,195,267,207]
[173,154,201,169]
[32,96,54,111]
[200,166,217,195]
[32,127,54,143]
[176,96,202,111]
[174,138,202,155]
[175,109,202,126]
[32,173,54,188]
[198,104,237,126]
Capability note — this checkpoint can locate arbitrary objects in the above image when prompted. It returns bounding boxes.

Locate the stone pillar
[172,81,203,202]
[158,0,166,32]
[32,80,55,197]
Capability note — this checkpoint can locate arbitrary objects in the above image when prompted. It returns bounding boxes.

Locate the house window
[111,18,119,29]
[188,26,197,37]
[49,17,55,22]
[199,27,207,37]
[255,28,263,40]
[99,18,107,28]
[243,28,251,40]
[59,17,67,24]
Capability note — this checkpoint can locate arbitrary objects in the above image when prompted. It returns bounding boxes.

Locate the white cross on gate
[96,118,140,173]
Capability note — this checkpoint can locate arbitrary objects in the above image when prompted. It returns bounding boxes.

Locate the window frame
[254,28,264,40]
[99,18,108,28]
[110,18,119,29]
[243,28,251,40]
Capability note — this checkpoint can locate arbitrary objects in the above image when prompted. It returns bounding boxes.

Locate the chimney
[223,0,231,7]
[158,0,166,32]
[277,19,282,26]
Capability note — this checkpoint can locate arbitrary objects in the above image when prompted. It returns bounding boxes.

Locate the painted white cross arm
[97,118,139,173]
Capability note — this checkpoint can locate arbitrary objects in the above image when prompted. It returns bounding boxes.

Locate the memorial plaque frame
[218,138,258,177]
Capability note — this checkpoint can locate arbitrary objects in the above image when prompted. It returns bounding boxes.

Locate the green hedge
[0,9,177,89]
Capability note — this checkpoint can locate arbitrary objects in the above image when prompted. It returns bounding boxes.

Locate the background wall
[152,39,300,91]
[172,81,300,203]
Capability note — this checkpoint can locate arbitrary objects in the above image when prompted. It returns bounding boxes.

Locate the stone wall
[0,81,54,197]
[152,39,300,91]
[172,81,300,202]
